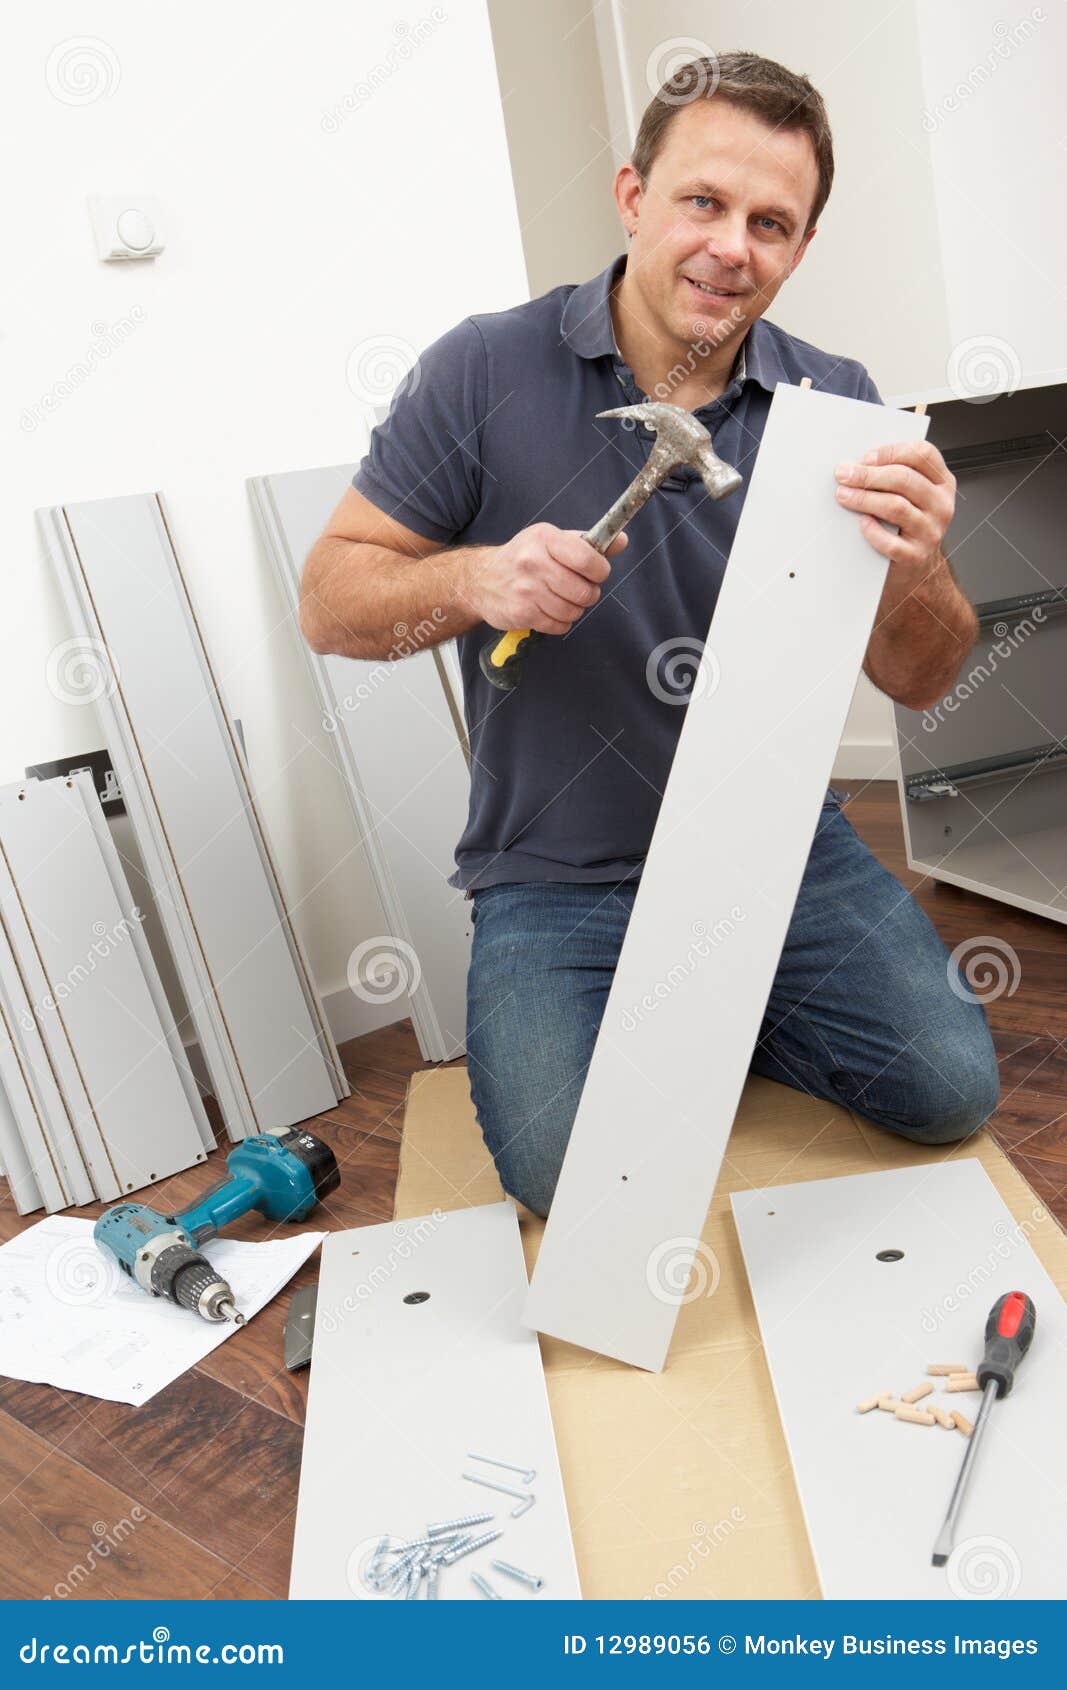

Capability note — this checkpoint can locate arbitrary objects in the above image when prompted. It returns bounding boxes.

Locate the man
[300,51,1000,1217]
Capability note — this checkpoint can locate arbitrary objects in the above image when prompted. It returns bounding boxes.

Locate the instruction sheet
[0,1215,325,1405]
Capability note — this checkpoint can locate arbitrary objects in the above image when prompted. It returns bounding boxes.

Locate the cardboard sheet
[396,1065,1067,1599]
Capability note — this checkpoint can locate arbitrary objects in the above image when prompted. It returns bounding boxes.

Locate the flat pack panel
[289,1201,580,1599]
[732,1159,1067,1599]
[0,778,211,1195]
[248,465,471,1061]
[0,933,93,1211]
[0,847,108,1205]
[523,385,929,1371]
[70,773,215,1154]
[39,494,346,1135]
[0,1022,46,1213]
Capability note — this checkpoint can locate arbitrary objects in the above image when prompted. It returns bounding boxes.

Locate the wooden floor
[0,780,1063,1599]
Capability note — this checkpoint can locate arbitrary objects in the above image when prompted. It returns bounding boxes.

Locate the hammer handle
[478,487,648,693]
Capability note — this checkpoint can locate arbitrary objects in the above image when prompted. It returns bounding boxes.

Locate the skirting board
[248,464,471,1062]
[0,775,212,1205]
[289,1201,580,1599]
[37,494,349,1139]
[523,385,929,1372]
[731,1159,1067,1600]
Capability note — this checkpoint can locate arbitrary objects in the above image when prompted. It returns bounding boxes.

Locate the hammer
[479,402,743,691]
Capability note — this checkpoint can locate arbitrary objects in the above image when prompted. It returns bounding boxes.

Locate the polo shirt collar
[560,250,786,395]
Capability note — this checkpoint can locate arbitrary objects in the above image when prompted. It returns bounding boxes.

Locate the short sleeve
[351,316,487,544]
[856,367,884,407]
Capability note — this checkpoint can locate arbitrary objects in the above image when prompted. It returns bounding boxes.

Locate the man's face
[617,96,820,353]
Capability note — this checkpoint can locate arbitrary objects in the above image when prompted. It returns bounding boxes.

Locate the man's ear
[614,161,644,236]
[789,225,817,277]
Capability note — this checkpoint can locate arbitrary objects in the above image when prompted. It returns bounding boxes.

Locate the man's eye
[689,195,713,209]
[757,216,785,233]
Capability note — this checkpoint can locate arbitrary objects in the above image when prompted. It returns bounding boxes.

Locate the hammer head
[598,401,742,501]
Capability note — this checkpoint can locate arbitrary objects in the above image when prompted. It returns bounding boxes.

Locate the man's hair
[631,50,835,234]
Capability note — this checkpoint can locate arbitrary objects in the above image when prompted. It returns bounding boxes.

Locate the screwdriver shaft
[931,1378,998,1565]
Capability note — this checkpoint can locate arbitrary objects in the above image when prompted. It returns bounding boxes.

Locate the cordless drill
[94,1126,339,1323]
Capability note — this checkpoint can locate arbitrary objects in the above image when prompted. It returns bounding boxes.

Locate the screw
[425,1532,472,1565]
[471,1572,501,1599]
[467,1451,537,1485]
[425,1560,440,1599]
[437,1528,503,1566]
[491,1558,545,1592]
[366,1534,390,1581]
[510,1494,536,1519]
[427,1512,493,1537]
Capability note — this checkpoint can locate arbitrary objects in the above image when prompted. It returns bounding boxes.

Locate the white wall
[3,0,528,1028]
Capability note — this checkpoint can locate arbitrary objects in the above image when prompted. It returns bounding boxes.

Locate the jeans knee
[896,1052,1001,1146]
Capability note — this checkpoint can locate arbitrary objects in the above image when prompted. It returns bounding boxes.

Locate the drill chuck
[154,1243,245,1324]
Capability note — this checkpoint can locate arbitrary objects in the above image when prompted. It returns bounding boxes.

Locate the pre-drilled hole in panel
[403,1291,430,1305]
[876,1248,905,1262]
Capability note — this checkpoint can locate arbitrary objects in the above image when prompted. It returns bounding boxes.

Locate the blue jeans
[466,793,1001,1217]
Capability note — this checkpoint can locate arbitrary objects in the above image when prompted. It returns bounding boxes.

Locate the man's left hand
[834,439,956,572]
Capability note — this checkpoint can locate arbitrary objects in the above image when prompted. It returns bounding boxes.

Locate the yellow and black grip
[479,627,544,692]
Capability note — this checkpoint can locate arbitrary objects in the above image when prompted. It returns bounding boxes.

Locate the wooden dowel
[902,1380,934,1404]
[927,1363,970,1376]
[895,1404,936,1425]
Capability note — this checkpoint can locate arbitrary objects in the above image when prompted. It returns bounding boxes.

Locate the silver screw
[425,1560,440,1599]
[491,1558,545,1592]
[510,1494,536,1519]
[427,1512,493,1537]
[467,1451,537,1485]
[426,1532,472,1563]
[404,1560,422,1599]
[471,1572,500,1599]
[437,1528,503,1566]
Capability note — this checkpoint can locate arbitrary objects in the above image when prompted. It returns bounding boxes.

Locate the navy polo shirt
[352,251,882,890]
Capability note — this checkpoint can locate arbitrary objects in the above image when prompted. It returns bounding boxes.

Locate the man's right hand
[459,522,627,635]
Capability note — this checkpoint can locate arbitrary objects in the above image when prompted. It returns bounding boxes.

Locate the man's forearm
[864,550,978,711]
[300,537,489,660]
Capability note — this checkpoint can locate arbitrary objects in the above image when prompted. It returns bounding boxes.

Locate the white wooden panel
[0,868,97,1208]
[0,1018,46,1213]
[0,778,211,1196]
[732,1159,1067,1599]
[70,772,215,1154]
[248,466,472,1062]
[289,1201,580,1599]
[523,385,929,1371]
[38,494,347,1137]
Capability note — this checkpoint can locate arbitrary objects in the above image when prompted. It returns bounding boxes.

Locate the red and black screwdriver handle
[976,1290,1036,1398]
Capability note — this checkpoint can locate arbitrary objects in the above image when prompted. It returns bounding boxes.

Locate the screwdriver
[932,1290,1036,1566]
